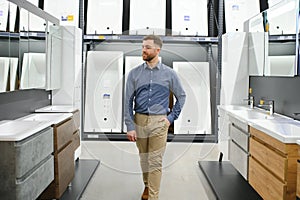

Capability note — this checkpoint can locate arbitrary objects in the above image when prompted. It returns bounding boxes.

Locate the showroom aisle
[79,140,219,200]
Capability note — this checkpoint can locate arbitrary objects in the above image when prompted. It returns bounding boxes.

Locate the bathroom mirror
[246,0,299,76]
[45,25,62,90]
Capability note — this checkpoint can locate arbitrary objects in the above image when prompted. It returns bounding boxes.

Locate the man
[124,35,186,200]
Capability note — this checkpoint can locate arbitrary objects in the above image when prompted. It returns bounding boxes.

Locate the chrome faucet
[244,96,254,109]
[293,112,300,120]
[258,100,274,116]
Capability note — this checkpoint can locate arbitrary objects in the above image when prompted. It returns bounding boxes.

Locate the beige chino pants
[134,113,169,200]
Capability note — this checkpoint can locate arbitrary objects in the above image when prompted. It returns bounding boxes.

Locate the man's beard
[143,53,155,62]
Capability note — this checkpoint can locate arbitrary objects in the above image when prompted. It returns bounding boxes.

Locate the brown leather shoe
[141,187,148,200]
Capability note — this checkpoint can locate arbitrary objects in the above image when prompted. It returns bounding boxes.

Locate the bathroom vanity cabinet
[229,115,250,180]
[249,126,298,200]
[296,143,300,198]
[0,127,54,200]
[39,111,79,199]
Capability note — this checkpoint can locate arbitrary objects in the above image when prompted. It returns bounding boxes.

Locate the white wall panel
[172,0,208,36]
[0,57,10,92]
[173,62,211,135]
[129,0,166,35]
[86,0,123,34]
[0,0,9,31]
[9,57,18,91]
[224,0,260,32]
[20,53,46,89]
[19,0,45,32]
[85,51,123,133]
[9,2,17,32]
[44,0,79,27]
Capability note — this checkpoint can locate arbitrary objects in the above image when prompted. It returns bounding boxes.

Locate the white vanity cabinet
[0,127,54,200]
[228,115,250,180]
[217,106,231,160]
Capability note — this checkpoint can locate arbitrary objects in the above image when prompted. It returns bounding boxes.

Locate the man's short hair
[143,35,163,48]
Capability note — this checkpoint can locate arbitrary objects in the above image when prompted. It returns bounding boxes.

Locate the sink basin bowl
[17,113,72,124]
[223,105,252,111]
[252,120,300,143]
[0,120,50,141]
[260,121,300,136]
[231,110,275,120]
[35,105,77,113]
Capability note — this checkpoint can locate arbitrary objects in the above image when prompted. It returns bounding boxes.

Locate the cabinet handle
[298,159,300,163]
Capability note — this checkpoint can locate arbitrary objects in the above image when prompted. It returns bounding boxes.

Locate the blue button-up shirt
[124,62,186,131]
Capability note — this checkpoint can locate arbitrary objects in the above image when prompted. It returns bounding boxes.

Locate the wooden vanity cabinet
[249,127,298,200]
[39,111,80,199]
[71,110,80,153]
[296,146,300,198]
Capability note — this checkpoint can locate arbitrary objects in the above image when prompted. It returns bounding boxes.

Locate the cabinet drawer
[250,138,286,181]
[249,157,286,200]
[54,118,75,152]
[15,127,53,178]
[229,140,248,180]
[39,142,75,199]
[250,127,287,154]
[54,142,75,197]
[297,161,300,198]
[229,115,248,132]
[230,124,249,151]
[16,156,54,200]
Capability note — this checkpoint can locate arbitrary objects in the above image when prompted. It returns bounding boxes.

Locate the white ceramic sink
[0,120,50,141]
[252,120,300,143]
[17,113,72,124]
[35,105,78,113]
[222,105,252,111]
[220,104,300,143]
[230,110,275,120]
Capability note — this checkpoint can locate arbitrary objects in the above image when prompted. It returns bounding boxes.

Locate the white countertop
[0,113,72,141]
[35,105,79,113]
[0,120,52,141]
[218,105,300,143]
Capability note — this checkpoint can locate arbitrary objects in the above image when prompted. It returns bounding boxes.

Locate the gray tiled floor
[79,140,220,200]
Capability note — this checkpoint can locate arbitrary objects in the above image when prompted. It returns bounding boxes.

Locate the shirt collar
[143,62,162,70]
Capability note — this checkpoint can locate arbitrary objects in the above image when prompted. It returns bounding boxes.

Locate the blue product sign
[184,15,190,21]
